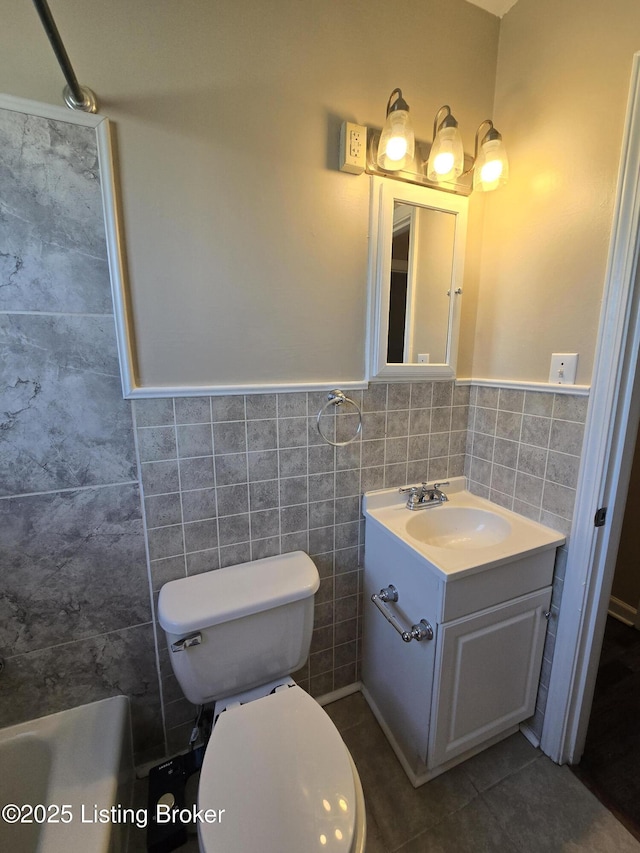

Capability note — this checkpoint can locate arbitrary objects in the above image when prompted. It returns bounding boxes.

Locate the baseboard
[315,681,362,707]
[608,595,638,627]
[519,721,541,749]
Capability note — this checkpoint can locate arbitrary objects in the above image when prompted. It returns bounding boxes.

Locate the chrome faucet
[399,481,450,510]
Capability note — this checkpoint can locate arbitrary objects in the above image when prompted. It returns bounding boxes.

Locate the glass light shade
[427,125,464,182]
[473,136,509,192]
[377,109,415,171]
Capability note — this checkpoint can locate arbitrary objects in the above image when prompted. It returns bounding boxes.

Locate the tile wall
[0,107,162,758]
[465,386,587,533]
[134,381,470,750]
[464,384,588,737]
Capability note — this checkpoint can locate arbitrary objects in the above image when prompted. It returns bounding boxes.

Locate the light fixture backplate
[366,128,474,196]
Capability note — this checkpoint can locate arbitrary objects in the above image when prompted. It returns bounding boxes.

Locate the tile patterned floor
[129,691,640,852]
[570,616,640,840]
[327,693,640,852]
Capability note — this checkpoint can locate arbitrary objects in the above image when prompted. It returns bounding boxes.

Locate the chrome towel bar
[371,584,433,643]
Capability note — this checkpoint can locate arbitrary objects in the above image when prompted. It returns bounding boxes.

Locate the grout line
[169,399,189,581]
[131,401,170,757]
[5,619,157,660]
[0,309,114,317]
[0,479,138,500]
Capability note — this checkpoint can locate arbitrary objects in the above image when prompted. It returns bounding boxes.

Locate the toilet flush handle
[171,632,202,652]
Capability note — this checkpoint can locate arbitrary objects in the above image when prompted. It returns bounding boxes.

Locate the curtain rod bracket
[63,84,98,114]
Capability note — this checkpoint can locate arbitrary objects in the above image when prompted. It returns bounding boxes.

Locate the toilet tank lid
[158,551,320,635]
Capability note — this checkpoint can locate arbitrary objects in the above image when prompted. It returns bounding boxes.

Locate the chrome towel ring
[316,390,363,447]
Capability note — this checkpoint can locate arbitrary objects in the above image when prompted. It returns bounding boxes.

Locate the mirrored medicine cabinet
[366,177,468,381]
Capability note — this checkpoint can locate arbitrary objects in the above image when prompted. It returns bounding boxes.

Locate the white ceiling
[465,0,519,17]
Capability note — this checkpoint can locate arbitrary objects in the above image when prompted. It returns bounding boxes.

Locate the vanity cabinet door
[428,587,551,770]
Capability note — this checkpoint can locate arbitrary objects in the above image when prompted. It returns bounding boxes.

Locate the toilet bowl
[158,551,366,853]
[199,683,365,852]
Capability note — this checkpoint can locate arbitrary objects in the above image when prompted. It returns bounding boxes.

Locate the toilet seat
[197,686,364,853]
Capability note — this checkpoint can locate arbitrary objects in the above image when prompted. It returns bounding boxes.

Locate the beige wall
[473,0,640,385]
[1,0,499,389]
[8,0,635,390]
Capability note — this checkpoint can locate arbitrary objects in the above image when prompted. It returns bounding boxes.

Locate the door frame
[541,52,640,764]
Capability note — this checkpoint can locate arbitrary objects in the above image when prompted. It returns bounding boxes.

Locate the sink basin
[405,507,511,550]
[362,476,566,578]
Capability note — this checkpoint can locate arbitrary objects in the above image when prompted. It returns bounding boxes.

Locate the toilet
[158,550,366,853]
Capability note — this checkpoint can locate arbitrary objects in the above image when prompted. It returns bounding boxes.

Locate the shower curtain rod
[32,0,98,113]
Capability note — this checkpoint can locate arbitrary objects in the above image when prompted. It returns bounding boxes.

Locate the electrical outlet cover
[339,121,366,175]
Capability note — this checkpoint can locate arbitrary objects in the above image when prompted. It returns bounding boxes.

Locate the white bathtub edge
[0,696,134,853]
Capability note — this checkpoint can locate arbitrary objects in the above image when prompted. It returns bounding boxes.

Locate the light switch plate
[549,353,578,384]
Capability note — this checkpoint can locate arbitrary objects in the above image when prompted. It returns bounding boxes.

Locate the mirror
[367,177,468,381]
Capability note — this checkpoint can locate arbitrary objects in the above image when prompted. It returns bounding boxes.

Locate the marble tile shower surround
[0,109,112,314]
[134,381,470,747]
[0,107,161,759]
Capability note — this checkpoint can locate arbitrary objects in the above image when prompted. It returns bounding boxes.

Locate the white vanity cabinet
[429,586,550,770]
[361,523,441,779]
[361,482,562,787]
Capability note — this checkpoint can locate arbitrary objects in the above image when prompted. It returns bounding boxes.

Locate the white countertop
[362,477,566,580]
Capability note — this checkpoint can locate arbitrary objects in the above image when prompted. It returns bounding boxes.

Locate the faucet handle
[398,484,420,494]
[433,481,450,502]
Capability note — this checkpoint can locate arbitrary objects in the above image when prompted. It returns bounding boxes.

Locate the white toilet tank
[158,551,320,705]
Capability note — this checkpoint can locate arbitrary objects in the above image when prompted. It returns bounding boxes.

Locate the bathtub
[0,696,134,853]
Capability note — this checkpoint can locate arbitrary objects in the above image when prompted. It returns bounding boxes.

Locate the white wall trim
[127,380,369,399]
[540,52,640,765]
[457,378,590,396]
[95,120,139,399]
[0,93,103,126]
[0,93,139,399]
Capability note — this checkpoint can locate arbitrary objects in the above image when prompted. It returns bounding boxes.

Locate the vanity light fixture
[349,90,509,196]
[426,105,464,183]
[472,119,509,192]
[376,88,415,172]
